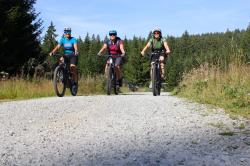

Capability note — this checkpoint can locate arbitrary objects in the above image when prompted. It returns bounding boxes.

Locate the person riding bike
[98,30,126,87]
[141,27,171,85]
[49,27,79,84]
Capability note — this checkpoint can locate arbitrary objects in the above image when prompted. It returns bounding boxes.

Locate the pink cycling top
[105,37,123,55]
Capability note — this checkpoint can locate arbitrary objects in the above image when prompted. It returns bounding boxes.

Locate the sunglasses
[109,34,116,36]
[64,31,71,35]
[154,32,160,35]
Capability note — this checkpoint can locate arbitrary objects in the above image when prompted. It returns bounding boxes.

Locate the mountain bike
[52,54,78,97]
[151,50,164,96]
[103,55,122,95]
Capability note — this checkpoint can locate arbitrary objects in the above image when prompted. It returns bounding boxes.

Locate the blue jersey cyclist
[50,27,79,83]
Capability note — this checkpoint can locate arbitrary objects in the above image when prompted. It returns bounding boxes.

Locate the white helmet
[152,27,162,34]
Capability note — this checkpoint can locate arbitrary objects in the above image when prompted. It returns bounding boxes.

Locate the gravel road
[0,92,250,166]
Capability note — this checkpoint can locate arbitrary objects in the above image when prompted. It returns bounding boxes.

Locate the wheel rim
[56,69,65,95]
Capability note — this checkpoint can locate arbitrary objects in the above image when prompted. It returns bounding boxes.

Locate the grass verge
[173,63,250,119]
[0,76,106,100]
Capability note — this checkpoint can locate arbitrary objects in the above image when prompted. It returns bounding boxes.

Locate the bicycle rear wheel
[152,64,157,96]
[106,65,112,95]
[53,66,66,97]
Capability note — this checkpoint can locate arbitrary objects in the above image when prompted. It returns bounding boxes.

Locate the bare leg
[159,55,165,79]
[105,64,108,79]
[115,65,121,81]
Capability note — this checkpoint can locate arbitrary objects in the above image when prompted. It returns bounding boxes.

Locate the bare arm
[141,42,151,56]
[50,44,61,56]
[164,41,171,55]
[119,43,126,55]
[98,44,108,55]
[74,43,78,55]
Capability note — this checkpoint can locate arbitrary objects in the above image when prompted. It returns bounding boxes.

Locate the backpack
[150,37,165,52]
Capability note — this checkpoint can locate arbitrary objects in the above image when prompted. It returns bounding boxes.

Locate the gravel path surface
[0,92,250,166]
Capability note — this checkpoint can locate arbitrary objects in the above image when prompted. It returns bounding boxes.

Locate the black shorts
[64,55,78,66]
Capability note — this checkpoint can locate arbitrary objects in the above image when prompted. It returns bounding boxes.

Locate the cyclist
[49,27,79,84]
[98,30,126,87]
[141,27,171,86]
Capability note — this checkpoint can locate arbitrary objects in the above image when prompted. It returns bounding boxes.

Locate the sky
[35,0,250,39]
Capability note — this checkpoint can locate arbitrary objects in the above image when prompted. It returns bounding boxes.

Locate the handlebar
[98,54,125,58]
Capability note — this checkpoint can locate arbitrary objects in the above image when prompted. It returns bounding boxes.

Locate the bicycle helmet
[152,27,162,34]
[64,27,71,34]
[109,30,117,36]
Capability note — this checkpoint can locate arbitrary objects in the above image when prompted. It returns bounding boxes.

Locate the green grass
[173,63,250,119]
[0,78,55,100]
[0,76,106,100]
[0,76,147,100]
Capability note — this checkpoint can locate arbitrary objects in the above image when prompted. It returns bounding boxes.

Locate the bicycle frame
[104,55,121,95]
[150,51,163,96]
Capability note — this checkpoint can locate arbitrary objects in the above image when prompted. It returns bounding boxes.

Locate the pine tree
[41,21,58,68]
[0,0,42,75]
[42,22,58,54]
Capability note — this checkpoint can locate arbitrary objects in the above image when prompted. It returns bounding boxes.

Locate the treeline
[1,0,249,90]
[42,22,250,90]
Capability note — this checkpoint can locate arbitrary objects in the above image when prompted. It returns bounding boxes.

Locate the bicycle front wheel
[53,66,66,97]
[70,71,78,96]
[106,65,112,95]
[113,71,118,95]
[152,64,157,96]
[157,66,161,96]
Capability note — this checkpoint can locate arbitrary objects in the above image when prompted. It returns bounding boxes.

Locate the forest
[0,0,249,91]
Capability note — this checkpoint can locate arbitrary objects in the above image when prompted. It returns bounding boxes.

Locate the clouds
[35,0,250,39]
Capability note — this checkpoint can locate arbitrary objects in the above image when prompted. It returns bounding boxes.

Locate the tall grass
[174,63,250,118]
[78,75,105,95]
[0,76,106,100]
[0,78,55,100]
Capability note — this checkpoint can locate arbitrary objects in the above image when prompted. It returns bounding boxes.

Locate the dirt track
[0,92,249,165]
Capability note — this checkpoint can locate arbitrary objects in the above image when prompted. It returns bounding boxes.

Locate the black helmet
[64,27,71,34]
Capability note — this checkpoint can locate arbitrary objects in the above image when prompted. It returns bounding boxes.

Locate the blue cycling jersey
[59,37,77,55]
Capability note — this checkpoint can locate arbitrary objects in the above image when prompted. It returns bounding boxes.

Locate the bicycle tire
[53,66,66,97]
[152,64,157,96]
[113,70,118,95]
[157,65,161,96]
[106,64,112,95]
[70,71,78,96]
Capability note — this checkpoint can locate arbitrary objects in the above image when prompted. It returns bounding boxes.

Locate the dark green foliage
[241,23,250,63]
[42,22,57,55]
[41,21,58,70]
[49,26,248,90]
[3,5,248,91]
[0,0,42,75]
[124,36,149,85]
[165,28,248,90]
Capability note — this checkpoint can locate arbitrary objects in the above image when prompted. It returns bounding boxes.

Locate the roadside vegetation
[0,76,106,100]
[174,62,250,118]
